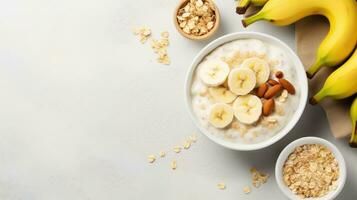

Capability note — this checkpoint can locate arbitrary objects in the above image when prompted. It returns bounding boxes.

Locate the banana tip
[306,72,314,79]
[309,97,318,105]
[242,20,248,28]
[349,142,357,148]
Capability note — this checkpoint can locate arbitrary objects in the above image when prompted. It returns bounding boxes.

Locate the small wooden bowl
[173,0,220,41]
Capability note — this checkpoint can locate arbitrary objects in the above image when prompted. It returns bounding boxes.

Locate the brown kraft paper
[296,16,352,138]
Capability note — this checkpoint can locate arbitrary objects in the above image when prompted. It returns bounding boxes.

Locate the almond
[267,79,279,86]
[279,78,295,94]
[257,83,268,98]
[264,84,282,99]
[263,99,275,116]
[275,71,284,79]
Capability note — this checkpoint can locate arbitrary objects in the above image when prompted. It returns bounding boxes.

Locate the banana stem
[306,59,324,79]
[236,0,251,14]
[236,0,268,14]
[349,122,357,147]
[242,13,264,27]
[309,89,326,105]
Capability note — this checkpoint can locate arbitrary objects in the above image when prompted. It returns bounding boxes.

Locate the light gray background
[0,0,355,199]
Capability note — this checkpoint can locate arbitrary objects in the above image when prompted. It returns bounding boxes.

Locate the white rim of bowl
[184,31,308,151]
[275,137,346,200]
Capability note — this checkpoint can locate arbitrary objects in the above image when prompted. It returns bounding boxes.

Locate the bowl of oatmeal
[185,32,308,150]
[275,137,346,200]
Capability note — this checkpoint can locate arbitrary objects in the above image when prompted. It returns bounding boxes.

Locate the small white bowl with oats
[275,137,346,200]
[185,32,308,151]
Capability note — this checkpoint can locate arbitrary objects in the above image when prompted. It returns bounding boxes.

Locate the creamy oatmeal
[190,39,300,144]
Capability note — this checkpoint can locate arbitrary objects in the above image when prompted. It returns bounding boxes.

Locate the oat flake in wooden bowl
[174,0,220,40]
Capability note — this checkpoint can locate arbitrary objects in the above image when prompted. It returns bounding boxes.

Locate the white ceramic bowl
[185,32,308,151]
[275,137,346,200]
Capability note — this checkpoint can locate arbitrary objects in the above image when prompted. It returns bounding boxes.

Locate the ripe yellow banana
[350,97,357,147]
[310,49,357,104]
[236,0,269,14]
[242,0,357,78]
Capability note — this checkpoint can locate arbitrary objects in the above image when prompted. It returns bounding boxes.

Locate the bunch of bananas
[236,0,357,147]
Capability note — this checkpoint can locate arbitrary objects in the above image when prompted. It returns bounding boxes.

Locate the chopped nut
[243,186,251,194]
[173,146,182,153]
[148,155,156,163]
[217,182,226,190]
[171,160,177,170]
[275,71,284,79]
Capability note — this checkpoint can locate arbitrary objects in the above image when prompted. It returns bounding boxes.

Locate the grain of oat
[171,160,177,170]
[250,167,269,188]
[173,146,182,153]
[183,140,191,149]
[148,155,156,163]
[217,182,226,190]
[243,186,251,194]
[159,151,166,157]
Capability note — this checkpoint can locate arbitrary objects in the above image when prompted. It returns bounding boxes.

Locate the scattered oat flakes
[243,186,251,194]
[159,151,166,157]
[250,167,269,188]
[176,0,216,36]
[278,89,288,103]
[161,31,169,38]
[268,59,280,67]
[190,133,198,143]
[262,117,278,129]
[133,27,171,65]
[231,121,240,129]
[223,132,236,141]
[151,35,171,65]
[239,124,248,138]
[173,146,182,153]
[183,140,191,149]
[171,160,177,170]
[276,105,285,116]
[267,118,277,123]
[221,51,269,68]
[148,155,156,163]
[217,182,226,190]
[283,144,339,198]
[133,27,151,44]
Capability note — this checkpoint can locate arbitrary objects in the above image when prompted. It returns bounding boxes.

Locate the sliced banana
[241,57,270,87]
[228,68,256,95]
[199,60,230,86]
[208,103,234,128]
[208,86,237,103]
[233,94,262,124]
